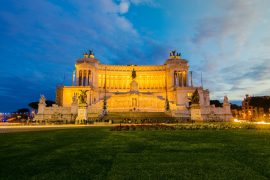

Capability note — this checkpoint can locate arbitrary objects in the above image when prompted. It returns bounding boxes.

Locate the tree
[15,108,30,120]
[231,104,242,110]
[250,97,270,113]
[45,100,55,107]
[17,108,30,113]
[210,100,223,107]
[28,100,56,110]
[28,102,39,110]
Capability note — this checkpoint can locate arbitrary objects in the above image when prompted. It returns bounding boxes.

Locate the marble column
[181,72,184,87]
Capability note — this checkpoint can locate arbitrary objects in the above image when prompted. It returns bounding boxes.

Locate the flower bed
[175,122,270,130]
[110,124,176,131]
[110,122,270,131]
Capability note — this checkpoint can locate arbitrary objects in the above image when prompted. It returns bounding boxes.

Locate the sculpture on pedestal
[37,95,46,117]
[88,49,94,58]
[39,95,46,105]
[78,90,88,105]
[191,89,200,105]
[170,50,181,59]
[130,68,139,93]
[223,95,232,121]
[83,49,95,59]
[223,95,229,105]
[132,68,136,79]
[76,90,89,124]
[190,89,202,121]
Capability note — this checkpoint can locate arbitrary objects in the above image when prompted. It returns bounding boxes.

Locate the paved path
[0,124,116,133]
[0,123,178,133]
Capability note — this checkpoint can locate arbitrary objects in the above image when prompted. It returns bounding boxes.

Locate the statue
[39,95,46,104]
[169,50,182,59]
[85,49,94,58]
[88,49,94,55]
[223,95,229,105]
[132,68,136,79]
[130,68,138,93]
[72,94,78,104]
[78,90,89,104]
[76,90,89,123]
[191,89,200,104]
[171,50,176,56]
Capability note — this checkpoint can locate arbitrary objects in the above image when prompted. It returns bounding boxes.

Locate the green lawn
[1,128,270,179]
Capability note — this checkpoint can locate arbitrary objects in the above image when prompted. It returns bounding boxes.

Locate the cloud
[119,1,130,14]
[193,0,261,47]
[189,0,270,100]
[118,0,156,14]
[192,0,267,71]
[0,0,144,66]
[0,0,165,111]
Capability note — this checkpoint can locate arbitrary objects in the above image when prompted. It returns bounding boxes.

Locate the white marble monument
[75,90,88,124]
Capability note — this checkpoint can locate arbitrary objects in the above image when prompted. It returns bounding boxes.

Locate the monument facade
[35,50,232,123]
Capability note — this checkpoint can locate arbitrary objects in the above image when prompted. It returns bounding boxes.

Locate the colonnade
[77,70,92,86]
[138,76,165,89]
[75,69,188,89]
[174,71,187,87]
[98,75,166,90]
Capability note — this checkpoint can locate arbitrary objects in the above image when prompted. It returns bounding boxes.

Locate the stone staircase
[102,112,176,123]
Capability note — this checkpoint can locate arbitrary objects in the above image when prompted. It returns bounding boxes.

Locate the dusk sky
[1,0,270,112]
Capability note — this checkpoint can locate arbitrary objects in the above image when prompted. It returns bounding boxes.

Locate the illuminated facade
[242,95,270,121]
[35,50,232,123]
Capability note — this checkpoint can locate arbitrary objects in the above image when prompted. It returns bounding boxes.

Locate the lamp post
[103,66,108,116]
[165,70,170,112]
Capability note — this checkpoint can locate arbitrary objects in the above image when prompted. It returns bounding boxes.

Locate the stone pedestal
[130,79,139,94]
[223,104,232,122]
[191,104,202,121]
[223,96,232,121]
[76,104,88,124]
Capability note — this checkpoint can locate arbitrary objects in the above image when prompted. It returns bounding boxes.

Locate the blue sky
[0,0,270,112]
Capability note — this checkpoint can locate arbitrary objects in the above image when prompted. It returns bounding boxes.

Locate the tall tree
[28,100,55,110]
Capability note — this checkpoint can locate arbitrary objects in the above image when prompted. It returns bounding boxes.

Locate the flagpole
[103,66,107,115]
[201,72,203,88]
[190,71,193,87]
[165,70,170,111]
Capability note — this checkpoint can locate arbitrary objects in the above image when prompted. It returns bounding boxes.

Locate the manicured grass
[1,128,270,179]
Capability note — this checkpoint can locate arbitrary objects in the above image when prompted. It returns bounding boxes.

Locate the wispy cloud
[190,0,270,101]
[0,0,165,111]
[0,0,269,111]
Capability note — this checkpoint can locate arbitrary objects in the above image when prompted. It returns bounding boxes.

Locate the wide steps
[102,112,175,123]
